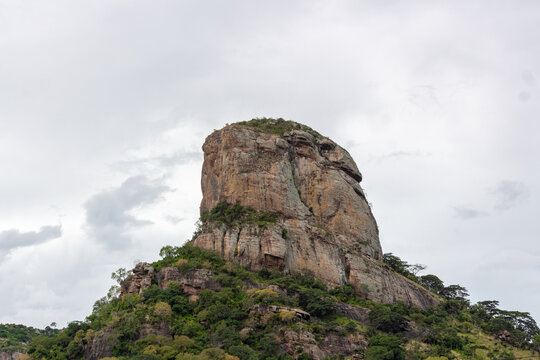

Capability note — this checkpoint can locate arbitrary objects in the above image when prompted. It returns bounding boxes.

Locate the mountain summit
[193,119,438,309]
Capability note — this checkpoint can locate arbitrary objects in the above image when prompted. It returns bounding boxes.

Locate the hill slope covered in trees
[20,240,540,360]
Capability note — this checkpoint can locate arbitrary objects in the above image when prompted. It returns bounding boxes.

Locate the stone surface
[83,330,114,360]
[156,268,221,301]
[248,304,310,320]
[335,302,371,323]
[120,262,154,295]
[194,122,439,309]
[282,330,367,359]
[121,265,221,301]
[0,352,28,360]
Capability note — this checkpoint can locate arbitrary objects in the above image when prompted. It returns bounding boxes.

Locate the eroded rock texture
[121,263,221,302]
[194,122,439,309]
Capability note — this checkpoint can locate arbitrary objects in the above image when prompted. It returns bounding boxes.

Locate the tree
[368,304,408,333]
[419,275,445,294]
[111,268,131,285]
[439,285,469,300]
[383,253,426,281]
[227,345,259,360]
[159,245,181,259]
[154,302,173,322]
[533,334,540,353]
[383,253,409,275]
[409,264,426,276]
[365,334,405,360]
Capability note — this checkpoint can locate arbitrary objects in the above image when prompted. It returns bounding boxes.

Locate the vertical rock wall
[194,122,439,309]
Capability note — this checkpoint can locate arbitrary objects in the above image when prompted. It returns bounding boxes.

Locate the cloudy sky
[1,1,539,328]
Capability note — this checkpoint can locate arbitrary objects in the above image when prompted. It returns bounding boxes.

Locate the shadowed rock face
[194,121,439,309]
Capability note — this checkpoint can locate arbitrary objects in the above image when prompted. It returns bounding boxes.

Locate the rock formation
[0,352,28,360]
[121,263,221,301]
[194,120,439,309]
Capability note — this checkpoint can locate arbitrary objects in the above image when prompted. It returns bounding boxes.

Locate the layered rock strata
[194,121,439,309]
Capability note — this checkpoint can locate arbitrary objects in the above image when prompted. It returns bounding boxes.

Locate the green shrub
[234,118,323,138]
[200,201,278,228]
[368,304,408,333]
[298,288,336,317]
[365,334,404,360]
[227,344,259,360]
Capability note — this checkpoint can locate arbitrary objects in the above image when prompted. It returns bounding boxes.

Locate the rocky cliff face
[194,120,439,309]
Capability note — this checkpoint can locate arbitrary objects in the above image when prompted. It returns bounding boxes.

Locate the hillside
[0,324,58,360]
[25,241,540,359]
[15,119,540,359]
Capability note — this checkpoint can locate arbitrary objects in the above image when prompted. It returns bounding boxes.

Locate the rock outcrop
[121,263,221,301]
[0,352,28,360]
[120,262,154,295]
[194,120,439,309]
[281,330,367,359]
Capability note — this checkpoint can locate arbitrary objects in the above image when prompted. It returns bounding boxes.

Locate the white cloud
[0,0,539,327]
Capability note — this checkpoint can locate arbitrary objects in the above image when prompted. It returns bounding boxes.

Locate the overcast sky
[1,0,539,328]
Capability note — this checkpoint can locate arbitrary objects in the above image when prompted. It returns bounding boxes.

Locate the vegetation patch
[233,118,323,138]
[201,201,278,228]
[1,324,57,353]
[19,243,540,360]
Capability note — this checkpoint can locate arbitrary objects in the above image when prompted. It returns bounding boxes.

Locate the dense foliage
[383,253,469,301]
[0,324,58,353]
[23,245,540,360]
[200,201,278,228]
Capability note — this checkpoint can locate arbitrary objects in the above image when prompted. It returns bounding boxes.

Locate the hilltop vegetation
[0,323,58,355]
[23,242,540,360]
[233,118,324,139]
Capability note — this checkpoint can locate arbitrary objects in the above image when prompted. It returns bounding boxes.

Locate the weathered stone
[138,322,170,339]
[281,330,367,360]
[0,352,28,360]
[156,268,221,301]
[336,302,370,323]
[120,262,154,295]
[121,264,221,301]
[83,330,114,360]
[194,122,439,309]
[248,304,310,320]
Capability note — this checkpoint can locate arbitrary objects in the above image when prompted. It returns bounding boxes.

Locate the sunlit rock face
[194,120,439,309]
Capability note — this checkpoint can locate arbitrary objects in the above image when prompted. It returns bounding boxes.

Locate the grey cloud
[491,181,529,211]
[375,151,430,162]
[0,225,62,252]
[453,206,488,220]
[164,216,184,225]
[84,176,171,248]
[408,85,441,110]
[518,91,531,102]
[522,71,535,86]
